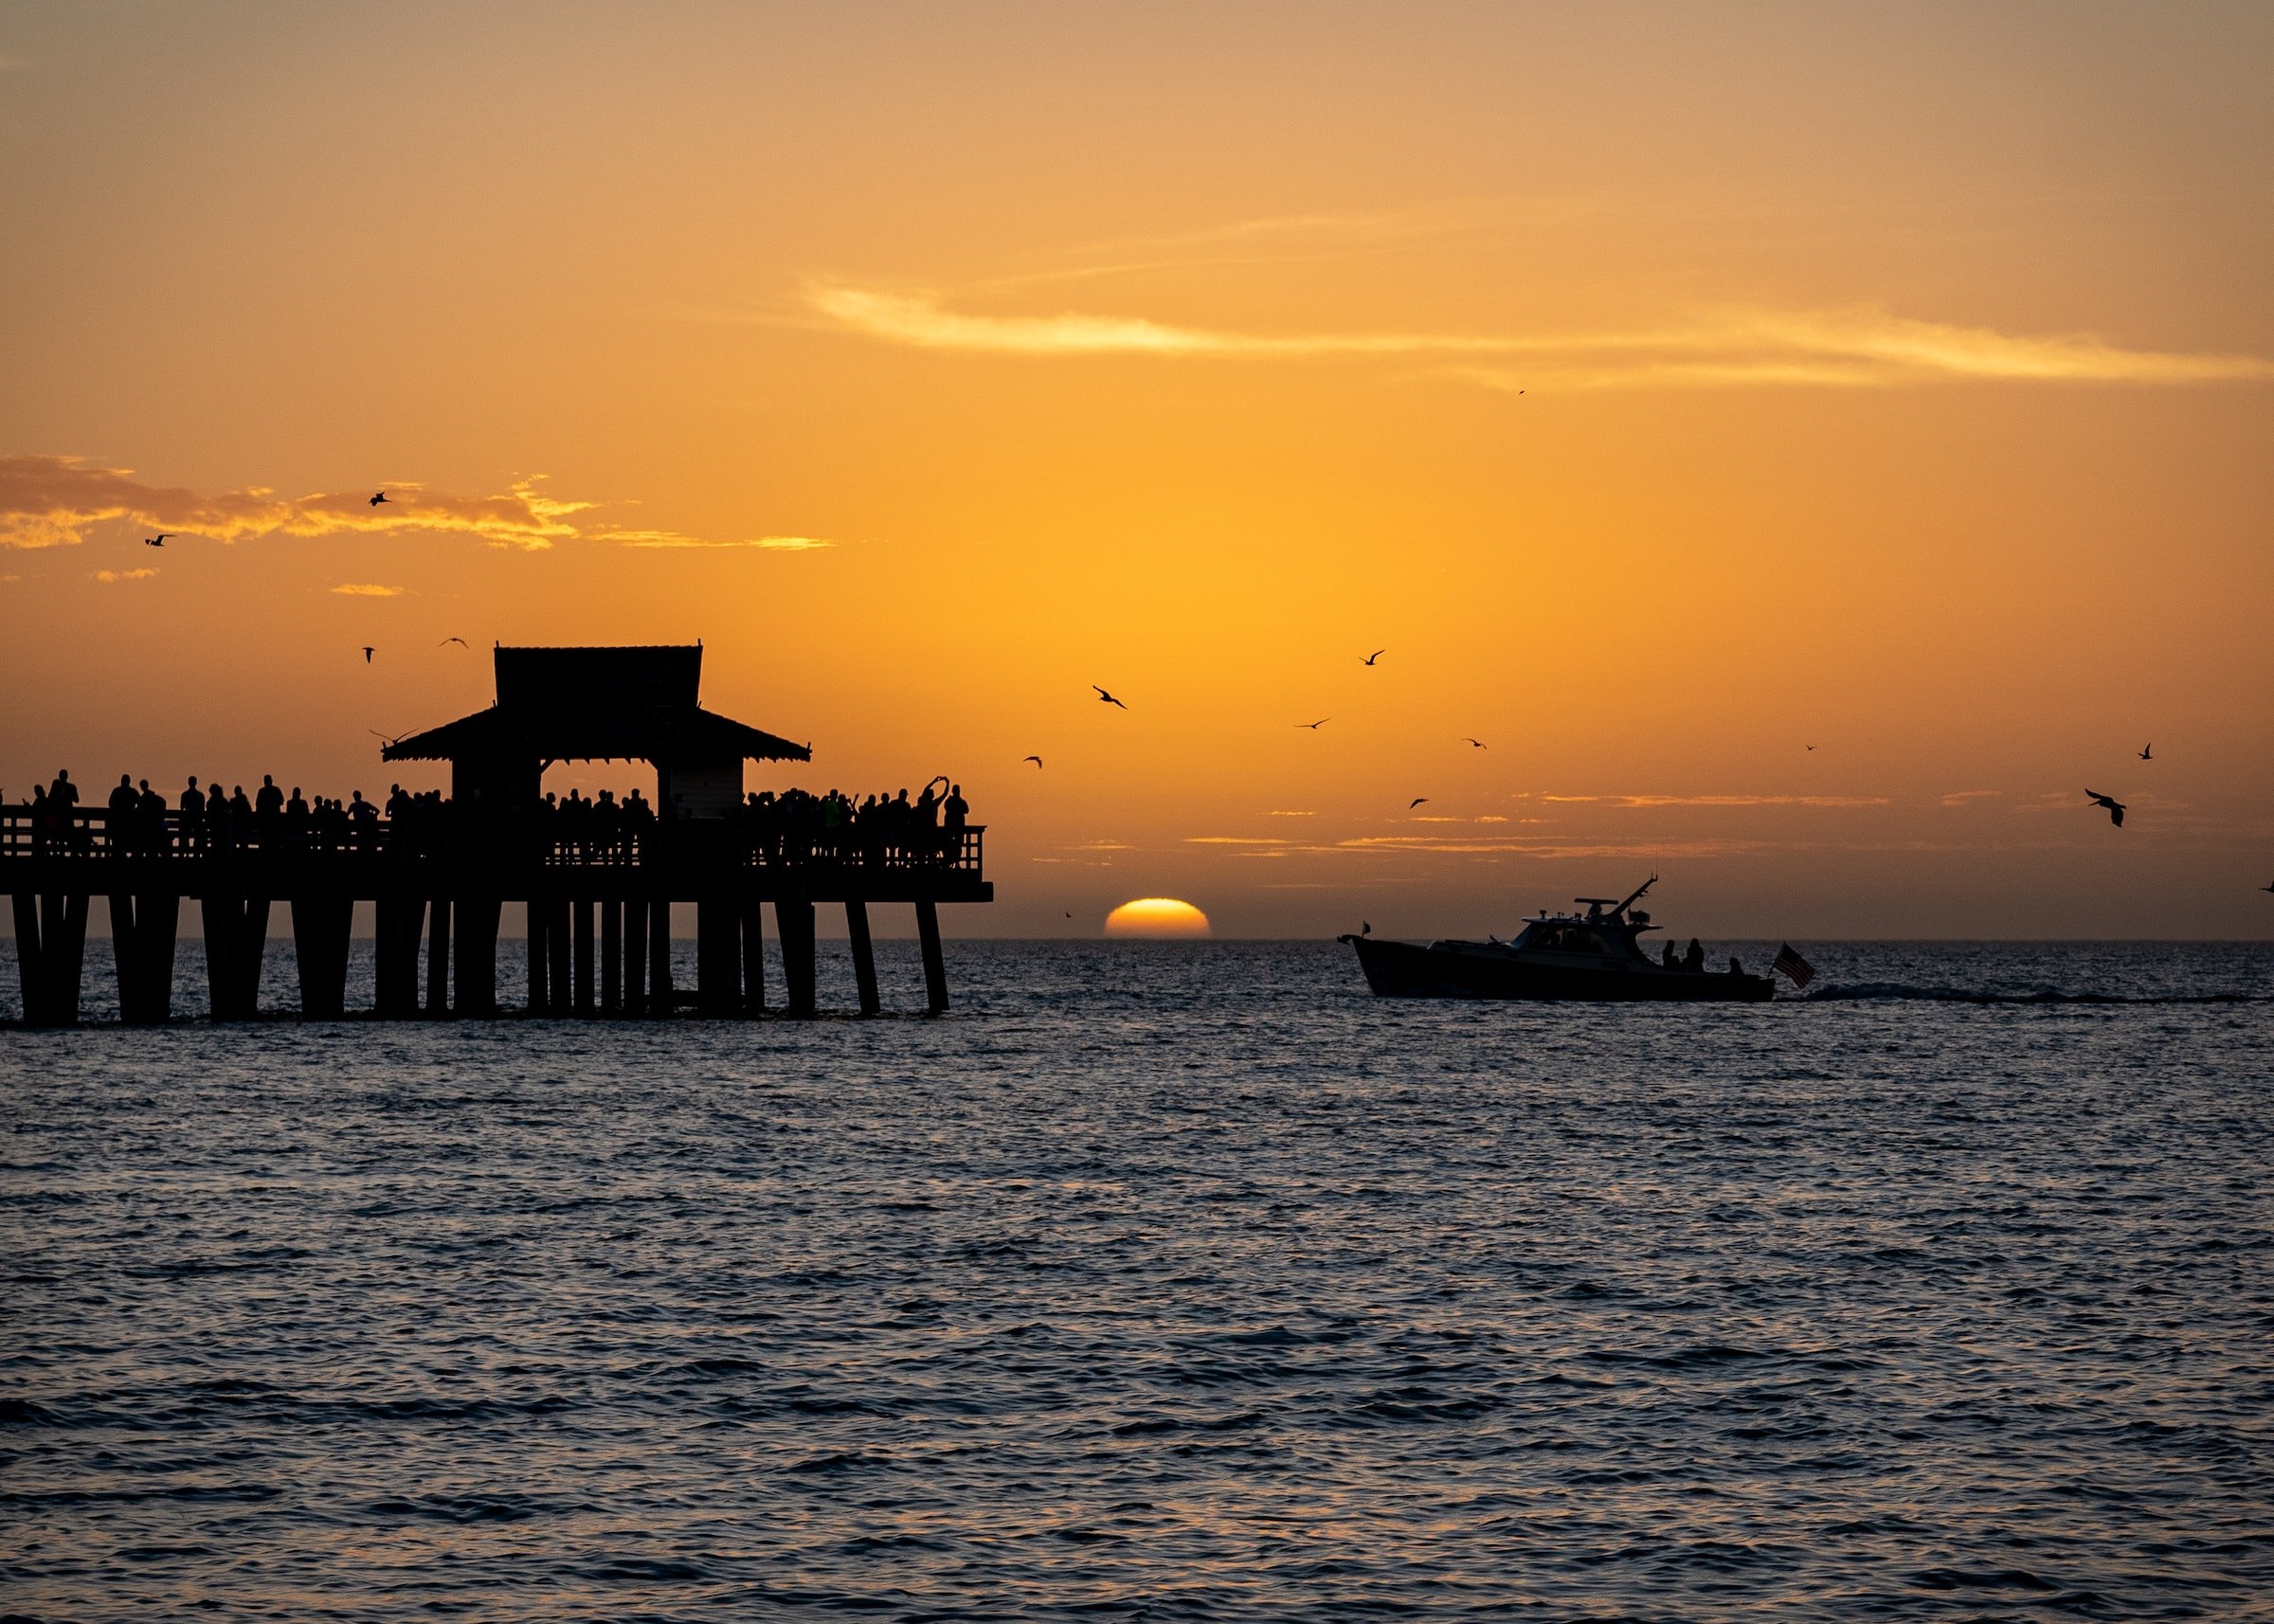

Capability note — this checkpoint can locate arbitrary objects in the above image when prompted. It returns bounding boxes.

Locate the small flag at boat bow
[1772,944,1814,989]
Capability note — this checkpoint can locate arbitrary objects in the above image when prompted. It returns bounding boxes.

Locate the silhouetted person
[1684,937,1704,973]
[1662,941,1678,969]
[136,779,166,853]
[108,774,138,855]
[1729,956,1744,976]
[178,776,205,852]
[286,786,311,843]
[255,774,284,845]
[29,784,49,855]
[48,769,81,849]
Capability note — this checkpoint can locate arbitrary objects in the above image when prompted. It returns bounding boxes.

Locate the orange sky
[3,3,2270,937]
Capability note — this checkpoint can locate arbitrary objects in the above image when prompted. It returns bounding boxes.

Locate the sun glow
[1104,898,1212,938]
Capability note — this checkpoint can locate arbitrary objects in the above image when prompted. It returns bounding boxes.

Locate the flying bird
[1298,718,1329,731]
[1806,744,1817,752]
[1410,797,1429,809]
[1363,649,1385,666]
[2084,789,2126,828]
[1465,738,1486,749]
[361,646,374,664]
[439,636,468,648]
[144,533,169,548]
[1093,686,1127,709]
[369,491,389,506]
[2139,744,2153,761]
[1023,755,1043,767]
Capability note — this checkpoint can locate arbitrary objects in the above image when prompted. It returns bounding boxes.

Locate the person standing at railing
[286,786,310,845]
[47,769,81,851]
[178,777,206,853]
[29,784,50,855]
[254,775,284,848]
[206,777,231,852]
[135,780,167,854]
[942,784,968,863]
[107,774,138,854]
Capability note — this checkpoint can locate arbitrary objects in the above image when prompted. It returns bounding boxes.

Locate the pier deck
[2,806,990,1026]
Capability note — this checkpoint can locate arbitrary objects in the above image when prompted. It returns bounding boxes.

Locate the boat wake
[1800,982,2269,1006]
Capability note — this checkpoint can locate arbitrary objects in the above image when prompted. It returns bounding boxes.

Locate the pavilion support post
[457,896,499,1018]
[601,898,622,1015]
[424,894,451,1016]
[112,892,179,1024]
[375,893,424,1018]
[739,897,767,1015]
[624,893,649,1016]
[845,899,880,1017]
[648,898,674,1015]
[526,898,549,1014]
[916,897,948,1015]
[695,897,740,1017]
[290,895,352,1020]
[776,897,816,1019]
[547,896,571,1016]
[573,897,595,1017]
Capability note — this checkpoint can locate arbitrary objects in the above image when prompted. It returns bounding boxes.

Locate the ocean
[3,940,2270,1620]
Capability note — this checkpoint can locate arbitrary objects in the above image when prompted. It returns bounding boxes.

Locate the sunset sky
[3,2,2269,937]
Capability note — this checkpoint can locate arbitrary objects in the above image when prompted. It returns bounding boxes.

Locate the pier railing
[0,804,984,878]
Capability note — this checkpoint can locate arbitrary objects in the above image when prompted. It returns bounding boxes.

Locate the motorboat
[1338,877,1775,1002]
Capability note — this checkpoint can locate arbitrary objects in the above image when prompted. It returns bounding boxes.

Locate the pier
[3,645,990,1026]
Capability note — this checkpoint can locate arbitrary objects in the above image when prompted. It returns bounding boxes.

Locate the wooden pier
[3,644,991,1026]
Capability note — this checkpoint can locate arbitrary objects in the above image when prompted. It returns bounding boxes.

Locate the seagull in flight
[1298,718,1329,731]
[1093,686,1127,709]
[1409,797,1429,809]
[1023,755,1043,767]
[369,491,389,507]
[439,636,468,648]
[2084,789,2126,828]
[1465,738,1486,749]
[144,533,170,548]
[1363,649,1385,666]
[361,646,375,664]
[1806,744,1817,752]
[2139,743,2153,761]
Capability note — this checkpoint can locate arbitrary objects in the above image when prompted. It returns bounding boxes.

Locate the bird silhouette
[1093,686,1127,709]
[1465,738,1486,749]
[1806,744,1817,752]
[1298,718,1329,731]
[2139,744,2153,761]
[1410,797,1429,809]
[1362,921,1372,936]
[143,533,169,548]
[2084,789,2126,828]
[361,646,374,664]
[2260,880,2274,894]
[439,636,468,648]
[1363,649,1385,666]
[369,491,389,507]
[1023,755,1043,767]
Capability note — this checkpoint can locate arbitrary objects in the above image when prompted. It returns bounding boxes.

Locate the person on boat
[1662,941,1679,969]
[1684,937,1704,973]
[1729,955,1744,977]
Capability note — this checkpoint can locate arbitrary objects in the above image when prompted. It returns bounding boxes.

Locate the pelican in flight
[2139,744,2153,761]
[1409,797,1429,809]
[1465,738,1486,749]
[440,636,468,648]
[369,491,389,506]
[1023,755,1043,767]
[2084,789,2126,828]
[144,533,170,548]
[1298,718,1329,731]
[1363,649,1385,666]
[1093,686,1127,709]
[361,646,375,663]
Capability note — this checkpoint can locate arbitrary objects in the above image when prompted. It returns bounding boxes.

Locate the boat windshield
[1525,924,1612,954]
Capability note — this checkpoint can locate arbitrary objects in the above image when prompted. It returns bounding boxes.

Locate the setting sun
[1104,898,1212,939]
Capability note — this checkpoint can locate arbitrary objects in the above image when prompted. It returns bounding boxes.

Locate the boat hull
[1340,935,1775,1002]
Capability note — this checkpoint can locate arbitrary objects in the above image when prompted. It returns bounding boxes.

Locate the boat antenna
[1612,873,1659,919]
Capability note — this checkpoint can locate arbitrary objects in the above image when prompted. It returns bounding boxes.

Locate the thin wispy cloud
[1543,793,1890,807]
[331,583,406,596]
[92,567,159,584]
[0,455,843,554]
[804,284,2274,389]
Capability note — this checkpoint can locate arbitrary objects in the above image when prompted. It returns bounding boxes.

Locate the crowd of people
[15,768,976,871]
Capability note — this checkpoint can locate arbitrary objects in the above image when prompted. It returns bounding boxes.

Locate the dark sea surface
[3,939,2271,1621]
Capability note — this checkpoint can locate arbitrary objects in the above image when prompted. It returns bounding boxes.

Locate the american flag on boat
[1772,943,1814,989]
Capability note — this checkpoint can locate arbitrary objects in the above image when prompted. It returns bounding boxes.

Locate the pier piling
[112,891,179,1024]
[916,898,948,1014]
[777,897,817,1018]
[601,898,622,1014]
[424,894,451,1016]
[846,900,880,1016]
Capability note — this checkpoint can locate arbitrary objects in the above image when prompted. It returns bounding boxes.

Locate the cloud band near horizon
[0,456,846,551]
[804,284,2274,388]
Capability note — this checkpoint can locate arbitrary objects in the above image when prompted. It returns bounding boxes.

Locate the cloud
[0,456,587,550]
[1543,793,1888,808]
[1940,790,2003,806]
[804,284,2274,389]
[606,531,839,550]
[1187,833,1770,859]
[331,582,406,596]
[92,568,159,584]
